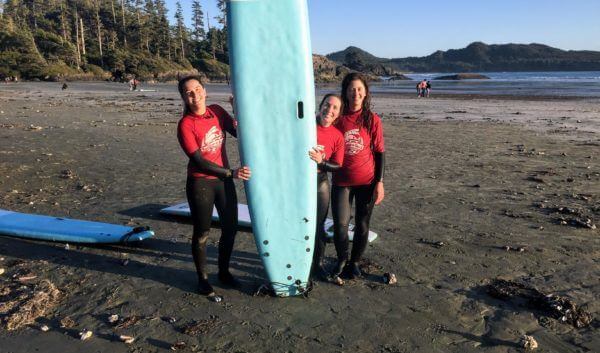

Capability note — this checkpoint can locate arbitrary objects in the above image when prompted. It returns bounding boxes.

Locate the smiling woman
[330,73,385,283]
[176,75,251,302]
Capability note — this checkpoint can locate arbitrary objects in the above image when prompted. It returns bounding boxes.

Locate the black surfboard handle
[297,101,304,119]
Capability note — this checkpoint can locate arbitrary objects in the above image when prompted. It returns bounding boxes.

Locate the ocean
[371,71,600,98]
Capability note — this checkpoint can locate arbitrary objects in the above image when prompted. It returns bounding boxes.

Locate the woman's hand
[233,166,251,180]
[308,145,325,164]
[374,181,385,205]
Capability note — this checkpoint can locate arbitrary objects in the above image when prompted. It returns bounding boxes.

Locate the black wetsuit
[178,107,239,295]
[331,151,384,278]
[313,160,341,278]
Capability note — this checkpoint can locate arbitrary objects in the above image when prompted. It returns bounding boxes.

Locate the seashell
[108,314,119,324]
[520,335,538,350]
[383,273,397,285]
[119,335,135,344]
[40,325,50,332]
[332,276,344,286]
[79,330,93,341]
[171,341,186,350]
[166,317,177,324]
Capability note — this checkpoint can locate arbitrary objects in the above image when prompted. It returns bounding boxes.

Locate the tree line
[0,0,230,81]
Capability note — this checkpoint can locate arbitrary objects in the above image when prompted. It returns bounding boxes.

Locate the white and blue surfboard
[160,202,378,242]
[227,0,316,296]
[0,209,154,243]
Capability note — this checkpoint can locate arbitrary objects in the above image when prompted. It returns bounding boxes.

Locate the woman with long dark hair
[176,75,251,301]
[308,94,345,280]
[331,73,385,282]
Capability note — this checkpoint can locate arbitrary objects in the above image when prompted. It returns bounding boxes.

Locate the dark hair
[177,75,204,116]
[316,93,343,125]
[341,73,372,130]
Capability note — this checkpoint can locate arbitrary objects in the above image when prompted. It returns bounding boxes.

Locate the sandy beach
[0,82,598,353]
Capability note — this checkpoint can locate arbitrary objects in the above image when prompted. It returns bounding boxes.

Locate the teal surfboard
[0,209,154,243]
[227,0,316,296]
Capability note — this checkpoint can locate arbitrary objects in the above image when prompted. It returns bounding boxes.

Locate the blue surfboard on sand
[0,209,154,243]
[227,0,316,296]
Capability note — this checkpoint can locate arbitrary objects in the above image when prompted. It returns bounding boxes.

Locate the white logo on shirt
[201,126,224,153]
[344,129,364,156]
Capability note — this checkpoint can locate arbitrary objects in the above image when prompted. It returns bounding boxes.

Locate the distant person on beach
[177,75,251,301]
[417,79,427,98]
[331,73,385,284]
[426,80,431,97]
[308,93,345,281]
[129,77,138,91]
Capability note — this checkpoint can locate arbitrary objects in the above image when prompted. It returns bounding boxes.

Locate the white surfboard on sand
[160,202,377,243]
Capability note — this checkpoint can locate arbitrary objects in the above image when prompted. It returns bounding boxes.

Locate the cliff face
[328,43,600,73]
[313,54,351,82]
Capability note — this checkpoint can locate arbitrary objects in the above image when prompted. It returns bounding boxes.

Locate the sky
[166,0,600,58]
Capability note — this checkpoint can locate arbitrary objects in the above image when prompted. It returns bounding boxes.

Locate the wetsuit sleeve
[372,113,385,182]
[374,152,385,182]
[190,150,233,179]
[210,104,237,138]
[318,160,341,172]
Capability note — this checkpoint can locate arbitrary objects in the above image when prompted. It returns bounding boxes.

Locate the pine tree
[216,0,225,27]
[154,0,171,59]
[191,0,204,41]
[173,0,186,61]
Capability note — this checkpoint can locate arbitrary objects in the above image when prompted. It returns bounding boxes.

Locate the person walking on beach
[331,73,385,283]
[308,94,345,281]
[418,79,427,98]
[426,80,431,97]
[177,75,251,301]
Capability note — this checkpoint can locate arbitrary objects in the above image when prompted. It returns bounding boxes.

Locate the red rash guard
[177,104,235,179]
[333,110,385,186]
[317,124,345,172]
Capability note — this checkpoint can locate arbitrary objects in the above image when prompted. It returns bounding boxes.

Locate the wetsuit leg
[312,173,330,279]
[331,185,352,276]
[186,177,217,294]
[213,178,239,285]
[348,183,376,276]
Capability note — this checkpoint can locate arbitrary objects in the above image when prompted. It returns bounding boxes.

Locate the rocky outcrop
[313,54,349,82]
[328,43,600,73]
[434,73,491,80]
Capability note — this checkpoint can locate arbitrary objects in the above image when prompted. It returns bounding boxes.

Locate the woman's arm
[190,150,234,179]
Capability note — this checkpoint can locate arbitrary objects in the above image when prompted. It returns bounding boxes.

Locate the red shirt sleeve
[371,113,385,153]
[177,117,199,156]
[209,104,236,136]
[330,131,345,167]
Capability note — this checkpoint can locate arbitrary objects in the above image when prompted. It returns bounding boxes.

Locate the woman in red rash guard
[331,73,385,282]
[308,94,345,280]
[177,75,251,301]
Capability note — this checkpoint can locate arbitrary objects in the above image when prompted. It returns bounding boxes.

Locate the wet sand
[0,82,598,352]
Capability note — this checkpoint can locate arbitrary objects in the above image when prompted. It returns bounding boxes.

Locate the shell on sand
[119,335,135,344]
[520,335,538,350]
[79,330,93,341]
